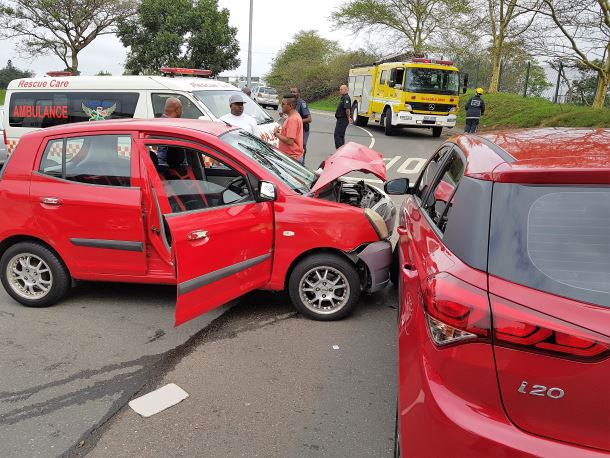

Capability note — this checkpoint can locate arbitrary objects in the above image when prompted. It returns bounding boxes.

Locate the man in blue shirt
[290,87,311,165]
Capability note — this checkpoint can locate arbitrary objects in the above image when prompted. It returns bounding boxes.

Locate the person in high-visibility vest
[464,88,486,134]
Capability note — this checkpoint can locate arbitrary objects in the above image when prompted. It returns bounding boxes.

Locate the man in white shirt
[219,94,260,136]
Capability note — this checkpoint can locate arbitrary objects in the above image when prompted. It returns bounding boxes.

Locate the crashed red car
[0,119,395,324]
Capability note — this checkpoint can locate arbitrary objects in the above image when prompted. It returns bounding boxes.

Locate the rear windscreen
[9,92,139,128]
[489,184,610,307]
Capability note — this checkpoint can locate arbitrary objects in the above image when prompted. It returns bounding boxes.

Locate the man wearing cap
[220,94,260,136]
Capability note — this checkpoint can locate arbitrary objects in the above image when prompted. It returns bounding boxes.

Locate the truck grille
[410,102,454,113]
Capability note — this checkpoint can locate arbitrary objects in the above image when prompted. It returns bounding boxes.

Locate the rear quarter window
[9,92,139,128]
[489,184,610,307]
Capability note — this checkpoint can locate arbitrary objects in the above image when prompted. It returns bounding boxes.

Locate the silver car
[252,86,279,110]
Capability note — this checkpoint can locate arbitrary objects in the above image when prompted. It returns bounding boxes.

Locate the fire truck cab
[348,56,461,137]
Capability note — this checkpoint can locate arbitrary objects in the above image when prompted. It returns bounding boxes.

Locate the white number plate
[424,116,436,121]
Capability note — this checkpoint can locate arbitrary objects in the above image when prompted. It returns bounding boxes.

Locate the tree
[118,0,239,75]
[525,0,610,109]
[0,60,33,89]
[266,30,377,101]
[0,0,137,74]
[95,70,112,76]
[330,0,471,54]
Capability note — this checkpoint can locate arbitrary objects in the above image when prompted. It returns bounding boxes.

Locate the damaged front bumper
[350,240,392,293]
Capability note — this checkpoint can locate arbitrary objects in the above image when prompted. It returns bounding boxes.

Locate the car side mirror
[388,81,395,88]
[384,178,411,195]
[258,181,277,201]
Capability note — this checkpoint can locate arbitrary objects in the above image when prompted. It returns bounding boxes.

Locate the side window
[422,152,466,232]
[414,146,452,200]
[39,135,132,187]
[150,145,254,213]
[9,92,139,128]
[380,70,387,86]
[151,93,204,119]
[394,68,405,89]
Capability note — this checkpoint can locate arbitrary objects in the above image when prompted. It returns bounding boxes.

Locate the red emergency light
[160,67,212,77]
[412,58,432,63]
[46,71,73,77]
[435,59,455,66]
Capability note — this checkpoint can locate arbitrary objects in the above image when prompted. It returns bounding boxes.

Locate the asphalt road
[0,109,447,457]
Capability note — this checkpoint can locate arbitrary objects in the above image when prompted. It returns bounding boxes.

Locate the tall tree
[118,0,239,75]
[330,0,471,54]
[526,0,610,109]
[0,0,137,74]
[0,60,33,88]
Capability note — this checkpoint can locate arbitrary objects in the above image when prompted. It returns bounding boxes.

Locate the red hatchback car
[0,119,396,324]
[388,129,610,456]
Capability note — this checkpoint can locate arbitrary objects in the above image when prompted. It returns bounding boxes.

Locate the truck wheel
[382,107,394,136]
[0,242,71,307]
[352,102,368,127]
[432,126,443,137]
[288,253,361,321]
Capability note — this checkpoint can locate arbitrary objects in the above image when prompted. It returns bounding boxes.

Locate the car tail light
[492,298,610,362]
[423,273,491,346]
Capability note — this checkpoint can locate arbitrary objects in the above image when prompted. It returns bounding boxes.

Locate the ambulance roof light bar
[46,71,73,77]
[160,67,213,78]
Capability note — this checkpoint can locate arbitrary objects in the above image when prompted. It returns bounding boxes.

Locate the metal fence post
[553,62,563,104]
[523,61,531,97]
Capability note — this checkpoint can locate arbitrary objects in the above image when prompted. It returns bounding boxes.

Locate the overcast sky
[0,0,362,78]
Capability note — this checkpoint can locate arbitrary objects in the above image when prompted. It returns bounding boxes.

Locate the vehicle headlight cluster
[364,208,389,240]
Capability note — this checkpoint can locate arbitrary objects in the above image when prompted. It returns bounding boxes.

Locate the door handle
[40,197,62,206]
[396,225,408,235]
[186,230,208,241]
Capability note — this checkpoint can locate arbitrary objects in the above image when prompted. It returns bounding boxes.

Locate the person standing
[274,94,304,162]
[464,88,486,134]
[290,87,312,164]
[334,84,352,149]
[220,94,260,136]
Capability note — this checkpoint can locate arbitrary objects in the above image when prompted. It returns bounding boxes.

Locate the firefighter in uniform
[464,88,485,133]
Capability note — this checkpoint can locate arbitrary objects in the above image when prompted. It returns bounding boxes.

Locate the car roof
[21,118,238,141]
[453,128,610,184]
[7,75,238,92]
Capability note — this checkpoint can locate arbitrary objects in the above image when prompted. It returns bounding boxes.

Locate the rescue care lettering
[13,105,68,119]
[16,79,69,88]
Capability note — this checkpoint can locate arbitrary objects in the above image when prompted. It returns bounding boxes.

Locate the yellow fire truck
[348,55,462,137]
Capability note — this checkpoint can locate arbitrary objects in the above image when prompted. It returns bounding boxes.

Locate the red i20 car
[387,128,610,457]
[0,118,396,324]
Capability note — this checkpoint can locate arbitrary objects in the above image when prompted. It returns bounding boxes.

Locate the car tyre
[0,242,70,307]
[432,126,443,137]
[353,102,368,127]
[382,107,394,136]
[288,253,361,321]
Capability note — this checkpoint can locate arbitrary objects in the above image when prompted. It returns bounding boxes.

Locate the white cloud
[0,0,363,78]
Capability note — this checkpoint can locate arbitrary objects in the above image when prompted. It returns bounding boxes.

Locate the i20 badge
[517,381,565,399]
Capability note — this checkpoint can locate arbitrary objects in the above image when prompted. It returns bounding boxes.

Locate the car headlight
[404,104,412,111]
[449,106,457,113]
[364,208,389,240]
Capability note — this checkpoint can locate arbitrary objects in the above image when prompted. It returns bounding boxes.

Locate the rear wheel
[432,126,443,137]
[288,253,361,321]
[352,102,368,126]
[0,242,70,307]
[382,107,394,136]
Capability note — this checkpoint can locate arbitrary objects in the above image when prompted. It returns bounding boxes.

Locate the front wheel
[432,126,443,137]
[382,107,394,136]
[288,253,361,320]
[0,242,71,307]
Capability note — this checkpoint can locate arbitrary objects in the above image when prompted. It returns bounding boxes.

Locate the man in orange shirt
[274,94,303,161]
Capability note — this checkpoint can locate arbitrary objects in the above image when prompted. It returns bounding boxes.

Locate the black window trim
[414,142,456,206]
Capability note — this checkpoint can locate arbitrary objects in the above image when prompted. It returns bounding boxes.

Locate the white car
[252,86,279,110]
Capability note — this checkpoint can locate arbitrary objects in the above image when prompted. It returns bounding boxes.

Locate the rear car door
[30,132,147,276]
[141,138,274,326]
[488,184,610,451]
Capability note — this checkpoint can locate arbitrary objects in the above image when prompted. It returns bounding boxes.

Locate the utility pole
[247,0,253,88]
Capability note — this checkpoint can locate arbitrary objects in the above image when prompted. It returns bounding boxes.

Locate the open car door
[141,138,274,326]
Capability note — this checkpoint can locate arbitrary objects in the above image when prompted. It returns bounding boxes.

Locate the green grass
[459,91,610,129]
[0,89,5,105]
[309,95,340,112]
[309,91,610,129]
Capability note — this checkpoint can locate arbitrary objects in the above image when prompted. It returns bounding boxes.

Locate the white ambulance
[3,68,279,155]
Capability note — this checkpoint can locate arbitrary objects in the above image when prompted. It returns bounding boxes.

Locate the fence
[461,58,607,107]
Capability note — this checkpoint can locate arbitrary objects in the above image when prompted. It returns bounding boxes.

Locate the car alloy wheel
[298,265,350,315]
[6,252,53,300]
